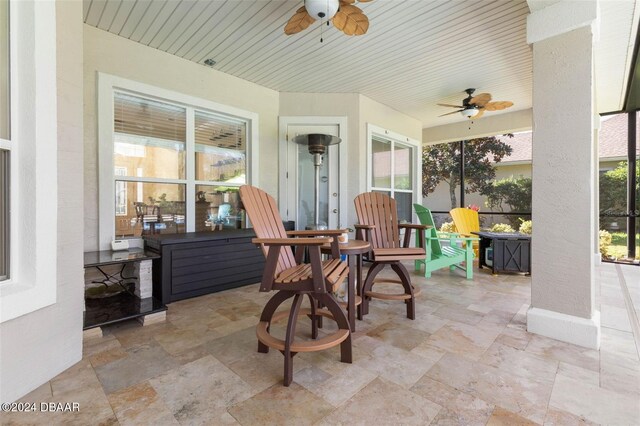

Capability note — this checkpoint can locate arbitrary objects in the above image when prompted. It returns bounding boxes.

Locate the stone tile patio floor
[4,262,640,425]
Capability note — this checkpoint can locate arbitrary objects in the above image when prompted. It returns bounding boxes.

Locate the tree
[599,161,640,230]
[486,176,532,226]
[422,135,513,208]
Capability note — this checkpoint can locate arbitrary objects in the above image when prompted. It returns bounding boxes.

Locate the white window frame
[114,167,127,216]
[366,124,421,223]
[1,0,58,323]
[98,73,259,251]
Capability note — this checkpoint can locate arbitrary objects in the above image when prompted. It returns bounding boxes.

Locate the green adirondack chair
[413,204,477,280]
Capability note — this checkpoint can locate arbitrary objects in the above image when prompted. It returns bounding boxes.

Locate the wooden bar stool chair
[354,192,427,320]
[239,185,352,386]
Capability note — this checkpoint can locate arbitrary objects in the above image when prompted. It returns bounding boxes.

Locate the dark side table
[83,249,166,330]
[320,239,371,331]
[472,231,532,275]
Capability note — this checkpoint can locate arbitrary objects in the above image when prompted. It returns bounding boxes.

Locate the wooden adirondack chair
[239,185,352,386]
[414,204,477,280]
[450,207,480,257]
[354,192,427,320]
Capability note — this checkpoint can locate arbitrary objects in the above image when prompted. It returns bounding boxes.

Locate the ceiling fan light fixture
[305,0,340,20]
[460,108,479,118]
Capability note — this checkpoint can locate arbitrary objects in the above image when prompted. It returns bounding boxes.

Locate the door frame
[278,116,348,229]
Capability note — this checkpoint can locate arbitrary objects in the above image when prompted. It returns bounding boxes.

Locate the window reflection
[195,185,244,232]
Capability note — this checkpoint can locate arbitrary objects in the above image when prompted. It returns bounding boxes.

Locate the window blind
[114,92,186,143]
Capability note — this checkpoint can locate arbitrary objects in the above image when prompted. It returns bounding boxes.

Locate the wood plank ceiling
[82,0,564,128]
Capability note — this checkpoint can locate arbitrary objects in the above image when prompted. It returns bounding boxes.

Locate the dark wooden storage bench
[144,225,293,304]
[473,231,532,275]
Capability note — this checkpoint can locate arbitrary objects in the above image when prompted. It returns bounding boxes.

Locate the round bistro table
[320,239,371,331]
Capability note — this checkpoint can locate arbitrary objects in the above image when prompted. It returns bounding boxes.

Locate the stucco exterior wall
[0,0,84,402]
[278,92,422,229]
[83,25,280,251]
[531,25,595,320]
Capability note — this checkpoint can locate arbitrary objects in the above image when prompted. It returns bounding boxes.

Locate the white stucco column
[526,0,601,349]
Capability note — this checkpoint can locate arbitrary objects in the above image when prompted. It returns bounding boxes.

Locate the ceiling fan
[438,89,514,119]
[284,0,373,37]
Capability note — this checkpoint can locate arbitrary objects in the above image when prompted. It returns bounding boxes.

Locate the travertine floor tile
[227,350,310,392]
[365,320,431,351]
[228,382,333,426]
[480,342,558,383]
[424,320,503,360]
[543,407,598,426]
[599,359,640,395]
[525,335,599,372]
[549,374,640,425]
[88,346,128,368]
[410,375,494,426]
[427,353,553,424]
[94,342,181,394]
[495,325,533,350]
[4,361,118,426]
[296,363,377,407]
[150,355,254,425]
[432,304,485,325]
[355,336,436,387]
[10,262,640,426]
[486,406,539,425]
[556,362,599,386]
[153,326,221,355]
[108,381,178,425]
[317,378,441,425]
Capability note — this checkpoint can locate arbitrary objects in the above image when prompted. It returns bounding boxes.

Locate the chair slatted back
[450,207,479,236]
[413,204,442,257]
[239,185,297,274]
[354,192,400,249]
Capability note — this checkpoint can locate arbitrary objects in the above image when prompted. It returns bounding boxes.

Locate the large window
[369,126,420,222]
[100,75,257,248]
[1,0,9,282]
[113,92,187,237]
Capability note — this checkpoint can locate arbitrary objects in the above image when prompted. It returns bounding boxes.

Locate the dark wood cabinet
[474,231,531,275]
[144,223,294,304]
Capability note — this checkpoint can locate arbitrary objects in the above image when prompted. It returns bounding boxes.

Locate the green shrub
[519,219,532,235]
[440,221,457,233]
[490,223,515,233]
[599,230,612,258]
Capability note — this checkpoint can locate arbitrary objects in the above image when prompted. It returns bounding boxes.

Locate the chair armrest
[399,223,430,230]
[437,231,461,238]
[430,235,480,243]
[286,229,347,236]
[252,237,331,246]
[398,223,427,249]
[354,224,375,229]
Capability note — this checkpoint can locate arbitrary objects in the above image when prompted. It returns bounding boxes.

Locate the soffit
[82,0,636,128]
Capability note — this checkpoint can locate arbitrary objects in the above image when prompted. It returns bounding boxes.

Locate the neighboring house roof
[496,113,639,164]
[497,132,531,163]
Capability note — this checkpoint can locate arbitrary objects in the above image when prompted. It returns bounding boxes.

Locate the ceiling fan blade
[437,103,465,108]
[469,93,492,107]
[439,110,463,117]
[284,6,316,35]
[483,101,514,111]
[333,4,369,35]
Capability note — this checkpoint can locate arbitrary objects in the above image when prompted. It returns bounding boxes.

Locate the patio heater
[293,133,342,230]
